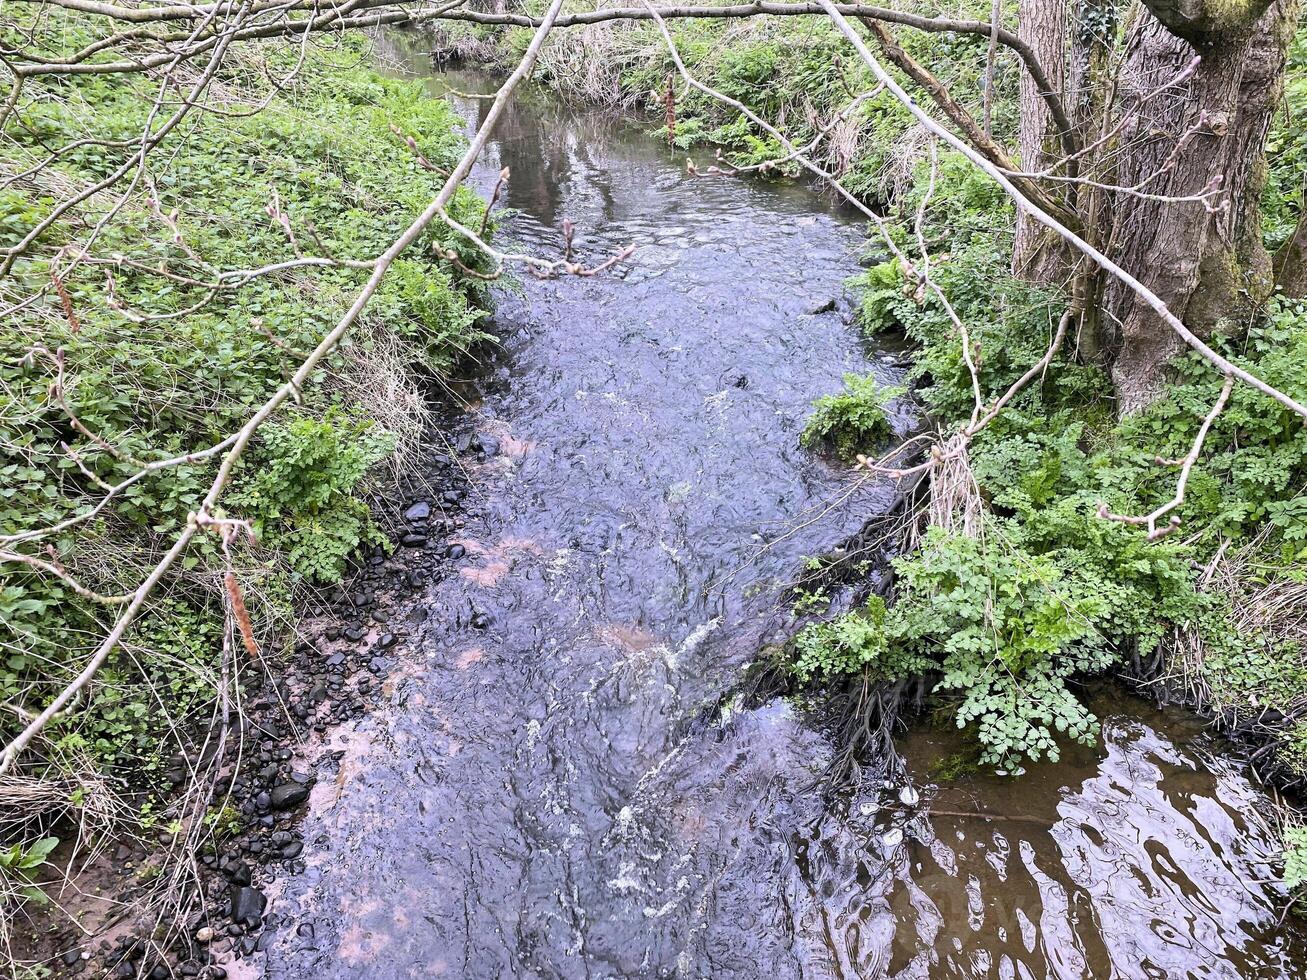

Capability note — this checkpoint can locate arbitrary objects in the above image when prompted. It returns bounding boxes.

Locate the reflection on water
[262,33,1307,979]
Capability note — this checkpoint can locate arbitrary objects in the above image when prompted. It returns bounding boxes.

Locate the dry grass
[332,321,436,491]
[899,433,986,555]
[1157,533,1307,730]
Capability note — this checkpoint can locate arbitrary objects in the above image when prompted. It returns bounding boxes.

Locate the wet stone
[229,885,266,925]
[270,781,310,810]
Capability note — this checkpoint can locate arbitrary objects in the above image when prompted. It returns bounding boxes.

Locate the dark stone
[254,791,271,812]
[227,861,252,886]
[325,653,346,669]
[351,593,372,609]
[404,501,431,522]
[376,632,397,650]
[446,543,466,560]
[297,922,315,940]
[61,949,81,967]
[478,435,500,457]
[149,966,170,980]
[343,626,365,642]
[400,532,428,548]
[282,841,304,859]
[471,612,491,630]
[230,885,266,925]
[270,781,310,810]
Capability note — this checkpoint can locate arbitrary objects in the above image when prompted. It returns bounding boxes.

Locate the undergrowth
[0,17,491,899]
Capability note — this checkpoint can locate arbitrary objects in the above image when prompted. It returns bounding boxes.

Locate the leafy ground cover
[0,19,491,903]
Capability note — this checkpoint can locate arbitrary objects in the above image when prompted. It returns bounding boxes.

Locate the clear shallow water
[261,35,1307,980]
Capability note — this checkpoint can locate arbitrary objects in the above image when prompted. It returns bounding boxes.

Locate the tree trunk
[1274,207,1307,298]
[1063,0,1117,363]
[1101,0,1297,413]
[1012,0,1069,283]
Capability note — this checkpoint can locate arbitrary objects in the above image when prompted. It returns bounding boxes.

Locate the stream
[261,36,1307,980]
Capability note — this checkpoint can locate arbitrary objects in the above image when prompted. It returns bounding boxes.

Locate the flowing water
[262,37,1307,979]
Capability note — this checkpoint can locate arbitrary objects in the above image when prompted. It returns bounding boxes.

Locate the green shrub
[229,412,396,583]
[791,595,928,683]
[1285,823,1307,894]
[800,373,899,461]
[0,837,59,906]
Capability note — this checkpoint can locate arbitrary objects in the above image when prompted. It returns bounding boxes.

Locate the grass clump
[800,373,898,461]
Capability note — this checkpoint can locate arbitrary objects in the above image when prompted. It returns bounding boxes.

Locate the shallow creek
[261,37,1307,979]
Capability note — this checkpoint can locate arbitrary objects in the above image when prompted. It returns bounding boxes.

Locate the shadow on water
[261,32,1307,979]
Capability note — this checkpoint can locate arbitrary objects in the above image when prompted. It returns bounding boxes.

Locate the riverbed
[258,35,1307,980]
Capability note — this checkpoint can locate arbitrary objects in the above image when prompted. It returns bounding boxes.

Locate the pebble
[404,501,431,522]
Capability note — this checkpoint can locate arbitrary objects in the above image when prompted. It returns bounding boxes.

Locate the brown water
[259,34,1307,980]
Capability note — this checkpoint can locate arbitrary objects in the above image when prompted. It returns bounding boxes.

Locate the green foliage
[1285,823,1307,894]
[0,837,59,905]
[791,596,929,683]
[1263,28,1307,253]
[1278,721,1307,777]
[230,412,395,582]
[0,17,490,786]
[800,374,899,461]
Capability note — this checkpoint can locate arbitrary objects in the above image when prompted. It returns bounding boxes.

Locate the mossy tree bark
[1100,0,1298,412]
